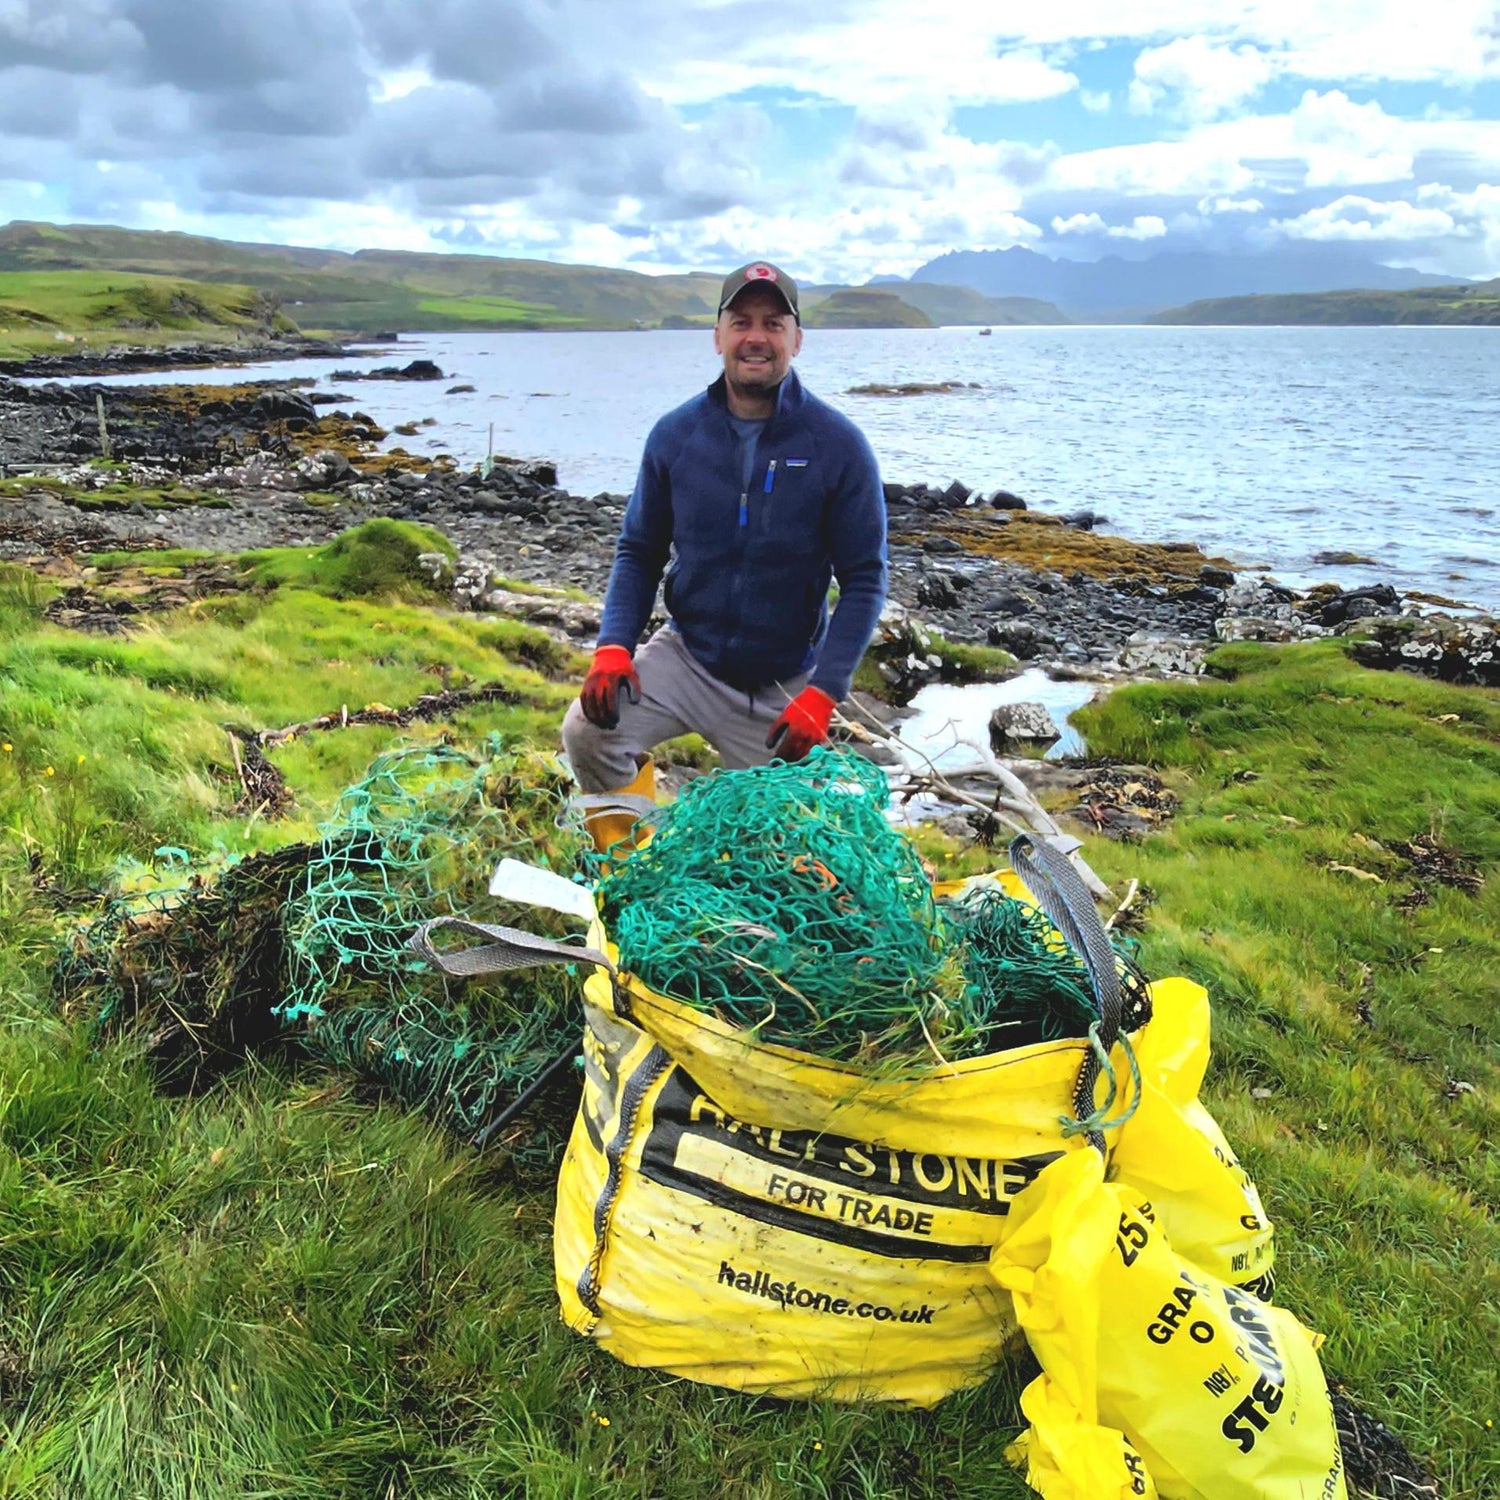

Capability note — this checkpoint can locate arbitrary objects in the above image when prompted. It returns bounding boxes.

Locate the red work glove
[580,645,640,730]
[765,686,837,761]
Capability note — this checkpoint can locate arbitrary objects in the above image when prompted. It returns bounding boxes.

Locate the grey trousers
[561,626,811,792]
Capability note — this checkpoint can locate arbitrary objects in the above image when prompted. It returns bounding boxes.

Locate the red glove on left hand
[580,645,640,730]
[765,686,837,761]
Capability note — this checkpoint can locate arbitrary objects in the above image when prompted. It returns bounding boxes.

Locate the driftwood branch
[256,682,522,747]
[1105,878,1141,930]
[835,699,1115,901]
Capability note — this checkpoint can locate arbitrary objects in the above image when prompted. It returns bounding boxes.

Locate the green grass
[0,270,296,358]
[1073,639,1500,1496]
[488,577,596,605]
[2,547,1498,1496]
[412,294,587,328]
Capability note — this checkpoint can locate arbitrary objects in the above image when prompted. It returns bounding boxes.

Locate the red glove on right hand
[580,645,640,730]
[765,685,837,761]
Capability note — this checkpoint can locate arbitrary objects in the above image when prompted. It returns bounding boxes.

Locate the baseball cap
[718,261,799,321]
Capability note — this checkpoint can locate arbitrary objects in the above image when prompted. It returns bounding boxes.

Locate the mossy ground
[0,474,229,511]
[1,534,1496,1496]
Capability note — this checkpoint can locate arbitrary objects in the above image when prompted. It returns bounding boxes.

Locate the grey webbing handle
[408,917,615,979]
[1007,833,1122,1150]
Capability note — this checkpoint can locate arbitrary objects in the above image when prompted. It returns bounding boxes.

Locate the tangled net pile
[598,746,1149,1062]
[58,738,582,1157]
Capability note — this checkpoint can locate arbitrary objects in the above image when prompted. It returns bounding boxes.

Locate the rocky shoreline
[0,334,360,381]
[2,369,1496,692]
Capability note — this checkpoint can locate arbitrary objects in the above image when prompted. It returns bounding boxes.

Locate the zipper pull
[763,459,777,494]
[739,491,748,527]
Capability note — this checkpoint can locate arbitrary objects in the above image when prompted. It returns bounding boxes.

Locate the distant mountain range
[903,244,1471,320]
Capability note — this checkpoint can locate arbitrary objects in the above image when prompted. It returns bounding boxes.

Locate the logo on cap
[746,264,778,282]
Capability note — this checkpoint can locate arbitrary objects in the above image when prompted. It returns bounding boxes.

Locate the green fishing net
[596,746,1149,1063]
[282,739,583,1148]
[58,738,585,1157]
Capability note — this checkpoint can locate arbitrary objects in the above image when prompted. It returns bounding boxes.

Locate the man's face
[714,284,803,398]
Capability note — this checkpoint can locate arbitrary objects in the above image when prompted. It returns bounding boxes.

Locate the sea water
[42,324,1500,610]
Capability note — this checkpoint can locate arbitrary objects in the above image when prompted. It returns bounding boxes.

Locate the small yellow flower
[813,1440,823,1452]
[44,765,55,776]
[77,754,86,764]
[1,742,10,751]
[591,1412,610,1427]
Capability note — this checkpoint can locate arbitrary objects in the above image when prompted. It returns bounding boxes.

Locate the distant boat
[978,327,992,336]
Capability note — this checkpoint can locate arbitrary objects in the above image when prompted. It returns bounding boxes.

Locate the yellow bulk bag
[410,842,1289,1425]
[993,1149,1347,1500]
[552,922,1132,1406]
[1108,977,1276,1293]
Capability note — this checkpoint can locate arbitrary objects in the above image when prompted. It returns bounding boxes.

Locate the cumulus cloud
[1129,38,1275,120]
[0,66,84,139]
[1052,211,1109,235]
[1051,210,1168,239]
[1289,89,1413,186]
[1110,214,1168,238]
[0,0,144,73]
[1271,182,1500,273]
[1275,194,1457,239]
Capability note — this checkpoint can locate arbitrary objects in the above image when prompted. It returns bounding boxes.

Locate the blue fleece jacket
[597,369,888,701]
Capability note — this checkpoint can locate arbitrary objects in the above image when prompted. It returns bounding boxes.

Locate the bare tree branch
[837,698,1115,900]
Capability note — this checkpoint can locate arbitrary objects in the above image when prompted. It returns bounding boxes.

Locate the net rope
[596,746,1150,1064]
[58,737,584,1156]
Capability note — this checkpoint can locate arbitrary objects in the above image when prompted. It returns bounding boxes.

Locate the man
[561,260,887,842]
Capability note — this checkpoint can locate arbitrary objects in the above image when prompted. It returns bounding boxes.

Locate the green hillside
[0,222,718,334]
[0,221,941,337]
[1150,278,1500,326]
[802,288,935,328]
[0,270,298,358]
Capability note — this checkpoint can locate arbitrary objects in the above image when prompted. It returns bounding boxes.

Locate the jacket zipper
[739,459,777,529]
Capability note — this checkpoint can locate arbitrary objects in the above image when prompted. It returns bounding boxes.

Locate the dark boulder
[987,621,1049,659]
[1319,583,1400,628]
[252,389,317,423]
[983,590,1033,618]
[517,459,558,488]
[987,489,1027,510]
[916,573,959,609]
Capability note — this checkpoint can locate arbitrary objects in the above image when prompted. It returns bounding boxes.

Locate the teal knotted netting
[595,746,1150,1064]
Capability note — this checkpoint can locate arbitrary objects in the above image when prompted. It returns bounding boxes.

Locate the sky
[1,0,1498,284]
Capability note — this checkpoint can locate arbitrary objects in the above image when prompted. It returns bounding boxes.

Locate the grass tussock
[1,540,1497,1496]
